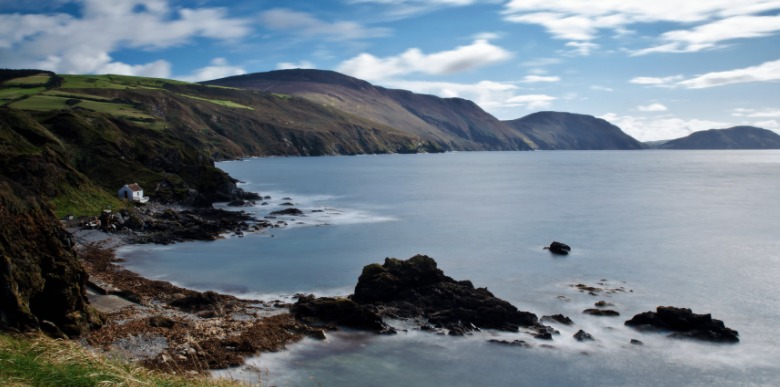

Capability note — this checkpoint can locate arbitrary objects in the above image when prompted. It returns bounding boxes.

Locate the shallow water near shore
[119,150,780,386]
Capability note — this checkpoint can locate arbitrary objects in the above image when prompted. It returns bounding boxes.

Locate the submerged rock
[542,314,574,325]
[269,208,304,216]
[583,308,620,317]
[489,339,531,348]
[573,329,595,341]
[625,306,739,343]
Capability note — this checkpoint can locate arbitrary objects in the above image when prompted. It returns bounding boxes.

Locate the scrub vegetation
[0,332,243,387]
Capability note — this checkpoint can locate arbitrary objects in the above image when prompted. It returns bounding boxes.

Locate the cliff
[204,69,533,151]
[0,177,101,337]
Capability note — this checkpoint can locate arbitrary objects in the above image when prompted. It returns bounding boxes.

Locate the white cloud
[563,41,598,56]
[378,79,555,113]
[276,61,317,70]
[600,112,730,141]
[473,31,503,41]
[501,1,780,55]
[520,75,560,83]
[629,75,684,86]
[677,59,780,89]
[637,103,668,112]
[732,108,780,118]
[506,94,557,109]
[633,15,780,55]
[0,0,252,75]
[336,39,512,81]
[178,58,246,82]
[521,57,562,67]
[100,59,171,78]
[347,0,486,19]
[590,85,614,92]
[752,120,779,130]
[259,8,390,41]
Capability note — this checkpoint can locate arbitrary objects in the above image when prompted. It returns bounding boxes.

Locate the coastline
[70,204,326,375]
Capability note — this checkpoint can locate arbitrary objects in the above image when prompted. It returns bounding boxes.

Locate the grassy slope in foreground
[0,333,243,387]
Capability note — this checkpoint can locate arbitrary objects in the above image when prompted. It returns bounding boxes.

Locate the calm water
[119,151,780,386]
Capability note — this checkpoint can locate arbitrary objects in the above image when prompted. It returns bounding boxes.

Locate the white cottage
[118,183,149,203]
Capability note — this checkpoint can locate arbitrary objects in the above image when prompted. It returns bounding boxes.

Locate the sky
[1,0,779,141]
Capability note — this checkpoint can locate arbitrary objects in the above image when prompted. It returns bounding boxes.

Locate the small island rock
[545,241,571,255]
[624,306,739,343]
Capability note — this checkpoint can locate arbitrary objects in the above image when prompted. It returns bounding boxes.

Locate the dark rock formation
[291,295,395,334]
[0,178,101,337]
[583,309,620,317]
[542,314,574,325]
[488,339,531,348]
[625,306,739,343]
[573,329,595,341]
[269,208,304,216]
[533,325,559,340]
[350,255,539,333]
[545,241,571,255]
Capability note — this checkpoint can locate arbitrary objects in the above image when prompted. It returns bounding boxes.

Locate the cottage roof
[125,183,143,192]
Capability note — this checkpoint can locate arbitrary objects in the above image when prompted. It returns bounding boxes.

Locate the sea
[117,150,780,386]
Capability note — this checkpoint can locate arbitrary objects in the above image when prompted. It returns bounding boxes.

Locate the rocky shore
[69,203,740,377]
[70,204,325,374]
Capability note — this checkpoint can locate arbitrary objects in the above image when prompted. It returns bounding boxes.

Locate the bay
[119,150,780,386]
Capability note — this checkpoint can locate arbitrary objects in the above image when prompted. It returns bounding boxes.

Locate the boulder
[573,329,595,341]
[488,339,531,348]
[351,255,538,333]
[545,241,571,255]
[541,314,574,325]
[583,308,620,317]
[269,208,304,216]
[291,295,395,334]
[624,306,739,343]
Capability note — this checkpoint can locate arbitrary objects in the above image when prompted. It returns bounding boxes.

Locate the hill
[659,126,780,149]
[503,111,646,150]
[204,69,533,151]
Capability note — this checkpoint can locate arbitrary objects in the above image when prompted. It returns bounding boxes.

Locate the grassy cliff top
[0,332,243,386]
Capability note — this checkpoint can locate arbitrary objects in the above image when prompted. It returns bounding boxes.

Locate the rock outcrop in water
[294,255,540,334]
[545,241,571,255]
[624,306,739,343]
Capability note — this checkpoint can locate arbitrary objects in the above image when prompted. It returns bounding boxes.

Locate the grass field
[8,93,157,121]
[0,87,45,104]
[181,94,254,109]
[0,333,243,387]
[60,74,191,90]
[2,73,51,86]
[8,95,70,111]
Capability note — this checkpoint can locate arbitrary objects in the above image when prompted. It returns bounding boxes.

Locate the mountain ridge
[504,111,647,150]
[204,69,535,151]
[657,126,780,149]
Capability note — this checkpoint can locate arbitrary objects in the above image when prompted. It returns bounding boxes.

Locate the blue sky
[1,0,779,141]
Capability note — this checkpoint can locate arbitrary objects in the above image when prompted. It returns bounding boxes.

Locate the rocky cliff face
[659,126,780,149]
[504,111,646,150]
[0,177,100,337]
